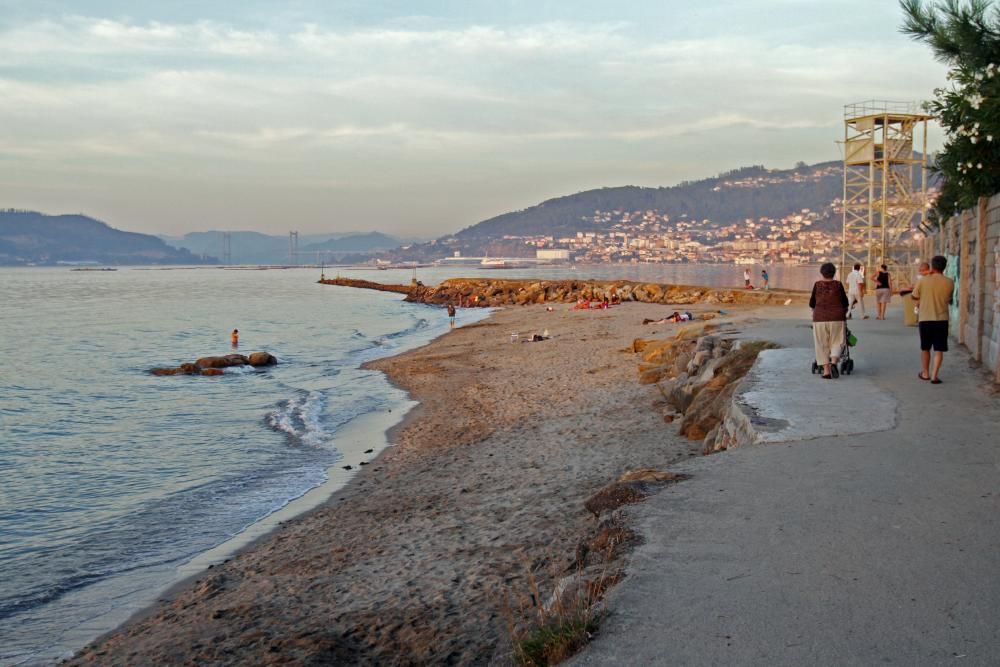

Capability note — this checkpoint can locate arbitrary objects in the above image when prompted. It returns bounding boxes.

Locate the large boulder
[195,354,249,369]
[247,352,278,367]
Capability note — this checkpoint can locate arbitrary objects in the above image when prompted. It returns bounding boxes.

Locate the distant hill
[383,160,939,261]
[300,232,399,254]
[164,230,403,264]
[0,210,214,266]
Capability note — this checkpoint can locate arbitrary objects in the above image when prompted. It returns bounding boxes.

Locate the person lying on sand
[573,298,591,310]
[642,311,693,325]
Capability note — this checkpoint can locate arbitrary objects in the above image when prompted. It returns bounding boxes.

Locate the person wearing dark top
[873,264,892,320]
[809,262,849,379]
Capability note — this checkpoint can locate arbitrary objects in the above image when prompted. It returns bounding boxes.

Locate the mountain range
[160,231,405,265]
[0,210,213,266]
[2,158,938,267]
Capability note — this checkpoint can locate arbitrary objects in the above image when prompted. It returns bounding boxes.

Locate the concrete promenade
[573,305,1000,666]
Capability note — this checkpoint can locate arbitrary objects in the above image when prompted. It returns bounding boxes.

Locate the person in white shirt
[846,263,868,319]
[743,268,751,288]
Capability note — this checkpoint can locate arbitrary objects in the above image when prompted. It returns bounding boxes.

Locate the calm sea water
[0,262,815,664]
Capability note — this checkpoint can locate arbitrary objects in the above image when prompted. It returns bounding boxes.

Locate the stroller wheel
[811,362,819,374]
[847,359,855,373]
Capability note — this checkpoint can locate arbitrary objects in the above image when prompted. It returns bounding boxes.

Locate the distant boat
[480,258,509,269]
[70,267,117,271]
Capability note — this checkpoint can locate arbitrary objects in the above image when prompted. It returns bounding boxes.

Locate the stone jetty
[320,276,807,307]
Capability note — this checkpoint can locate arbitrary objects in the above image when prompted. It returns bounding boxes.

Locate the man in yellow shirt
[911,255,954,384]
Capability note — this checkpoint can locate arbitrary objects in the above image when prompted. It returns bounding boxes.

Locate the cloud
[0,17,278,57]
[0,11,949,234]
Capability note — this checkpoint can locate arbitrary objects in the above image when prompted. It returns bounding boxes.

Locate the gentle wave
[266,390,328,449]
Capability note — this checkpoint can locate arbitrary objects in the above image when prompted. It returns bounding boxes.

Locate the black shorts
[919,320,949,352]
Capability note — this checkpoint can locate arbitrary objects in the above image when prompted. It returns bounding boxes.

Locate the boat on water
[70,267,117,271]
[480,258,510,269]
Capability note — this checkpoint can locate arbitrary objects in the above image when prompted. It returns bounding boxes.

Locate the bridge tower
[841,100,932,285]
[288,231,299,265]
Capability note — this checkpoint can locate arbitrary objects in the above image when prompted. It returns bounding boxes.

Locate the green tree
[900,0,1000,222]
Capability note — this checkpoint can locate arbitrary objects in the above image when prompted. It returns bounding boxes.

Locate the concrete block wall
[926,194,1000,382]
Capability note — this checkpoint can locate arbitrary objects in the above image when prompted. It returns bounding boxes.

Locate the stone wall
[923,194,1000,382]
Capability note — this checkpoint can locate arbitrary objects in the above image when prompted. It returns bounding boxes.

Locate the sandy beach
[68,300,758,665]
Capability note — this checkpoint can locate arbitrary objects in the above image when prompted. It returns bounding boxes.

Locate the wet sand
[68,302,742,666]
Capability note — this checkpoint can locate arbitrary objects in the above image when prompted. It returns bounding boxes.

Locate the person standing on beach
[809,262,849,379]
[744,268,752,289]
[873,264,892,320]
[912,255,954,384]
[846,263,868,319]
[447,303,456,328]
[231,328,239,348]
[761,269,770,291]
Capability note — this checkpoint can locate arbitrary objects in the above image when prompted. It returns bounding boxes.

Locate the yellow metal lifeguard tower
[841,100,932,284]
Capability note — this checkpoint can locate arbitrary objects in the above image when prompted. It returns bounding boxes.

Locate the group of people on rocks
[809,257,954,382]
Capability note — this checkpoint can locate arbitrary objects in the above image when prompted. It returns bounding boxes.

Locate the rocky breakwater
[318,277,414,295]
[405,278,806,308]
[150,352,278,376]
[633,325,777,453]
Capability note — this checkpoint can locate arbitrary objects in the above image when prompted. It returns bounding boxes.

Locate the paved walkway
[573,306,1000,666]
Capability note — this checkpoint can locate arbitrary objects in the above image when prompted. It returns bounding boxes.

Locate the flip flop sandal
[918,372,930,381]
[821,374,832,379]
[931,379,942,384]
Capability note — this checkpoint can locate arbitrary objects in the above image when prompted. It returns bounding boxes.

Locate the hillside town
[506,205,841,265]
[425,162,931,266]
[434,203,848,266]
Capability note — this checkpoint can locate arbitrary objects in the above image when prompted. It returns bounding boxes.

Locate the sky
[0,1,948,237]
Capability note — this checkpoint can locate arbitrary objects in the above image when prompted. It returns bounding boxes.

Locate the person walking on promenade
[761,268,770,290]
[912,255,954,384]
[447,303,456,329]
[743,268,752,289]
[847,263,868,319]
[809,262,849,379]
[873,264,892,320]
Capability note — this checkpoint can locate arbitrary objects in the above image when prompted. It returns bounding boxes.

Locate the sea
[0,262,817,664]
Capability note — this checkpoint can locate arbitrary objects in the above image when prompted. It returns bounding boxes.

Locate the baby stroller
[811,326,857,376]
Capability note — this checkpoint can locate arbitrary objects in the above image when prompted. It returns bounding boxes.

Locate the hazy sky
[0,1,947,237]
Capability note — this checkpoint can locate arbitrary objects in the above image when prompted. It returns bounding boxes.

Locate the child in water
[231,329,239,347]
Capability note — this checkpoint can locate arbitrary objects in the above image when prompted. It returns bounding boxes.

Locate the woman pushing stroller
[809,262,849,379]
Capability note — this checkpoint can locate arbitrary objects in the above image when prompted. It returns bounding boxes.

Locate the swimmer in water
[231,328,239,347]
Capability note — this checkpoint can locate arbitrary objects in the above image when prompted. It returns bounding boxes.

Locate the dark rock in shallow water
[196,354,249,369]
[150,367,185,376]
[151,351,277,376]
[342,465,353,470]
[247,351,278,367]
